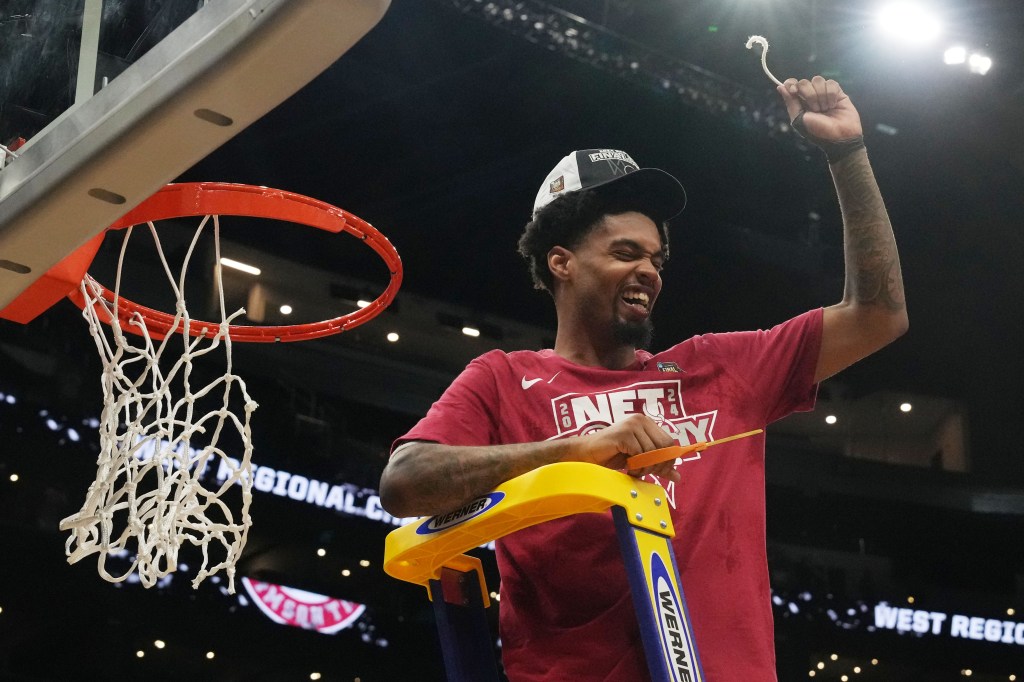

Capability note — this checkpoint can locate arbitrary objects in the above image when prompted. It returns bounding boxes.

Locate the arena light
[968,53,992,75]
[219,257,261,276]
[878,3,941,45]
[943,45,967,64]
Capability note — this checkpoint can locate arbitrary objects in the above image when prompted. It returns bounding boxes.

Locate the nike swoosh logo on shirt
[521,371,561,390]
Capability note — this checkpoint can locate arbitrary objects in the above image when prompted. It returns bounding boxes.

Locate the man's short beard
[613,318,654,350]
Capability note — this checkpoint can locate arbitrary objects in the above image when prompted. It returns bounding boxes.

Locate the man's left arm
[778,76,909,383]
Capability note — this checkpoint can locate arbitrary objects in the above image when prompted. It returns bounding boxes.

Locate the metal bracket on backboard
[0,0,391,312]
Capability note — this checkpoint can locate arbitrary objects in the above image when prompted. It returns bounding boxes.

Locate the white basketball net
[59,215,258,593]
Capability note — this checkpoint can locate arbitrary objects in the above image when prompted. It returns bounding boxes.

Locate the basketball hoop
[69,182,402,342]
[53,182,402,593]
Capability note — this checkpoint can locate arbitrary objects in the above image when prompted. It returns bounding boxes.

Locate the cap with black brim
[533,149,687,223]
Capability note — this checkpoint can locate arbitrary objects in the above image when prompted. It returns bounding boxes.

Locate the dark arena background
[2,1,1024,680]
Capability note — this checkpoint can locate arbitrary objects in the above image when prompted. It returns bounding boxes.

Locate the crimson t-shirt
[396,309,823,681]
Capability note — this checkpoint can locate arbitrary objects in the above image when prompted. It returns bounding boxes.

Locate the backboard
[0,0,390,316]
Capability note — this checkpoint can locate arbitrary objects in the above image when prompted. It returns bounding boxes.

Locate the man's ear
[548,246,572,283]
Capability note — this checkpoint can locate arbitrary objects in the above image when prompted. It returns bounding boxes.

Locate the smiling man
[380,76,908,681]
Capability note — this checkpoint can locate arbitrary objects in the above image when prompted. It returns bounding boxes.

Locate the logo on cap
[586,149,640,178]
[549,176,565,194]
[588,150,636,164]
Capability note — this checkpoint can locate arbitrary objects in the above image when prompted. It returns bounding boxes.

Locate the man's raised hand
[778,76,863,142]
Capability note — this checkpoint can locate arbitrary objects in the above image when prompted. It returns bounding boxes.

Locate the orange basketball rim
[1,182,403,342]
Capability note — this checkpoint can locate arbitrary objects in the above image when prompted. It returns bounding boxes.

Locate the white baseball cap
[533,149,687,221]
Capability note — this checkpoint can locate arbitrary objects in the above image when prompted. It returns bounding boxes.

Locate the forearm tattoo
[832,149,906,312]
[391,440,573,515]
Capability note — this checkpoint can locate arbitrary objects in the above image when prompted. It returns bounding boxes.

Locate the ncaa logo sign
[651,553,697,682]
[416,492,505,535]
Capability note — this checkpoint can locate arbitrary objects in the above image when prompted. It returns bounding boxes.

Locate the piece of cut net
[59,215,258,593]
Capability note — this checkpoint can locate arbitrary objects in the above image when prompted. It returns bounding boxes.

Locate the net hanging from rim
[57,183,402,592]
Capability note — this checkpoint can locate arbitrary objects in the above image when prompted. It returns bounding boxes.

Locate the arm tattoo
[388,440,574,516]
[831,149,906,312]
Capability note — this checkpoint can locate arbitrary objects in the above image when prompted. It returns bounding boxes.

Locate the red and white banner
[242,577,365,634]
